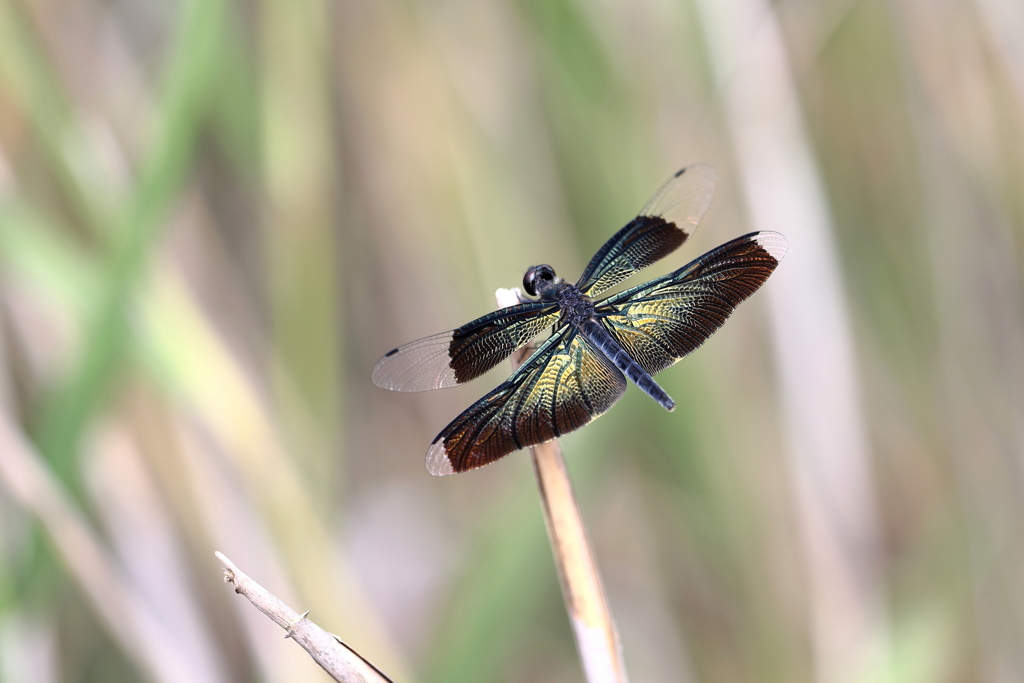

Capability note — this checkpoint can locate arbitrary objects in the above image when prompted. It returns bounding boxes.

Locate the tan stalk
[497,288,629,683]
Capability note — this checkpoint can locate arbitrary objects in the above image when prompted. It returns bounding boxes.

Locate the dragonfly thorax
[524,264,598,323]
[551,284,595,326]
[524,265,594,325]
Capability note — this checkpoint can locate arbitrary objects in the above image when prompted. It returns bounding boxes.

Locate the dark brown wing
[596,232,788,375]
[576,164,717,297]
[426,328,627,475]
[372,302,559,392]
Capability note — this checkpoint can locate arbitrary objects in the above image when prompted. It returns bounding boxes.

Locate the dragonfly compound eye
[523,269,537,296]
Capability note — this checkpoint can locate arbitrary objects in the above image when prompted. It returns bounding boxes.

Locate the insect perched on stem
[373,164,788,475]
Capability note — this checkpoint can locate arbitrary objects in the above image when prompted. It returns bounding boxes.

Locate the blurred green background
[0,0,1023,681]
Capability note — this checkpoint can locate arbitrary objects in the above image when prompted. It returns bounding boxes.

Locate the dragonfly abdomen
[578,319,676,412]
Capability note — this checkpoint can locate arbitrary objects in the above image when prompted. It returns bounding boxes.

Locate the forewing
[372,302,559,392]
[426,330,627,475]
[576,164,718,297]
[597,232,788,375]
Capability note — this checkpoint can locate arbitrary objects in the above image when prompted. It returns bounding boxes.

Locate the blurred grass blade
[694,0,891,680]
[32,0,226,489]
[135,264,415,682]
[261,0,342,499]
[0,408,224,683]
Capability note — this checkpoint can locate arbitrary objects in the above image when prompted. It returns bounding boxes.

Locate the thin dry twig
[215,552,395,683]
[496,288,629,683]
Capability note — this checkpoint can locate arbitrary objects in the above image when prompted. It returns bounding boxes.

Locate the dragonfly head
[523,264,558,297]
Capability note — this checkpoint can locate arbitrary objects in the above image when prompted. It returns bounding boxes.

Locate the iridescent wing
[596,232,788,375]
[576,163,718,297]
[426,328,627,475]
[372,302,559,392]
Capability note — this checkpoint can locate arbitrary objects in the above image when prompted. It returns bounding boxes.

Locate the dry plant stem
[498,288,629,683]
[215,552,395,683]
[530,441,628,683]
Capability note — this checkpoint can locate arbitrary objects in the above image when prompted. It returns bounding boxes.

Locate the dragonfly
[373,164,788,475]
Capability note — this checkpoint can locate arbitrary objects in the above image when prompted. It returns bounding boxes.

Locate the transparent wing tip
[426,439,456,476]
[371,331,458,392]
[643,163,719,230]
[674,162,718,183]
[371,355,395,389]
[755,231,790,262]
